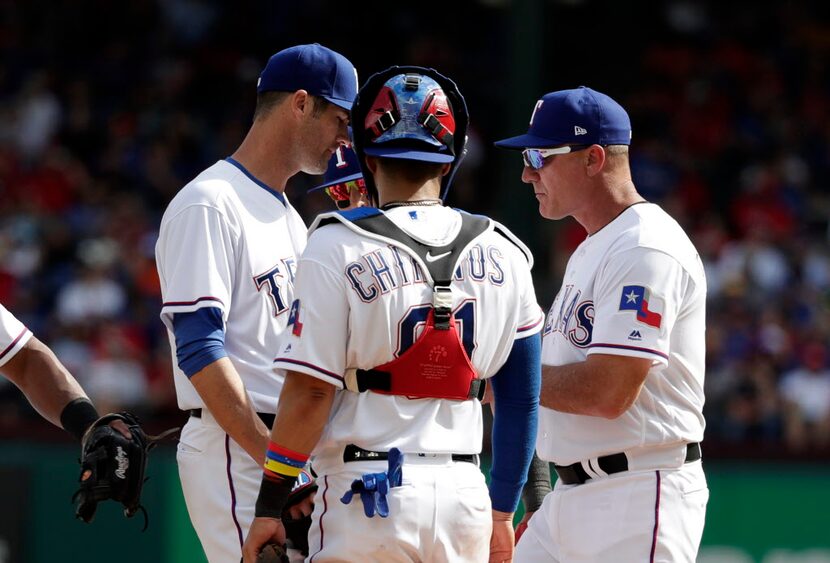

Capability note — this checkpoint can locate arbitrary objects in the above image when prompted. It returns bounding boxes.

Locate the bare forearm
[191,358,270,463]
[540,354,652,419]
[270,371,334,454]
[2,337,88,427]
[540,362,609,416]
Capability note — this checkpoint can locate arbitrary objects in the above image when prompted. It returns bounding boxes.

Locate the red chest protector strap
[341,211,490,401]
[345,308,485,400]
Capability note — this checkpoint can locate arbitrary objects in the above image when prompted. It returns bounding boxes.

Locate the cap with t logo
[495,86,631,149]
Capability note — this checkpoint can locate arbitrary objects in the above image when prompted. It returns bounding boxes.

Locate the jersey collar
[224,157,286,205]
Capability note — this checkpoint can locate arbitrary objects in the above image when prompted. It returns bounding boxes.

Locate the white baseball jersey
[274,205,544,470]
[537,203,706,465]
[156,158,307,414]
[155,158,307,563]
[0,304,33,368]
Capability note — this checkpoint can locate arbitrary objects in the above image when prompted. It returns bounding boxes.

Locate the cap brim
[363,146,454,163]
[324,96,353,110]
[309,172,364,192]
[494,133,565,150]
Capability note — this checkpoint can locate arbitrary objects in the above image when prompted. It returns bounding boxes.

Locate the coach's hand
[490,509,515,562]
[514,511,534,544]
[242,517,286,563]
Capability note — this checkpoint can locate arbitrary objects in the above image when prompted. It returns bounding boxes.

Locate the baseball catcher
[72,412,178,530]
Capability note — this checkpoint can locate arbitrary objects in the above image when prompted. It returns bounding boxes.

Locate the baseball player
[310,134,369,211]
[242,67,544,563]
[0,302,131,441]
[154,44,357,563]
[495,86,708,562]
[311,139,550,552]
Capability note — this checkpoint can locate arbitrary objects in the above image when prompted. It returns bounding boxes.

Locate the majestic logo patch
[628,329,642,341]
[287,299,303,337]
[619,285,662,328]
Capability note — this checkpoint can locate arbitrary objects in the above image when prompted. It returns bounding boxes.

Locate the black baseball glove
[282,470,318,556]
[72,412,178,530]
[256,543,290,563]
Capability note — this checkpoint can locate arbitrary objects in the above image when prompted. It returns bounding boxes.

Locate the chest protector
[327,210,490,401]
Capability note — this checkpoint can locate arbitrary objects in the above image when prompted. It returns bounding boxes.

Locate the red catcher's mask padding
[365,86,400,140]
[418,88,455,147]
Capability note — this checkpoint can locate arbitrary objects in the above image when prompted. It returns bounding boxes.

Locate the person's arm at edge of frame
[174,308,271,464]
[2,335,130,440]
[539,353,652,418]
[242,370,335,563]
[488,331,542,562]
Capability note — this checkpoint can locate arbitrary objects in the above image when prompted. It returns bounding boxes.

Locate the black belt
[343,444,478,466]
[189,408,275,429]
[553,442,702,486]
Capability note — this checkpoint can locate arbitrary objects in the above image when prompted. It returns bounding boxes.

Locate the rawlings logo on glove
[114,446,129,479]
[72,412,178,530]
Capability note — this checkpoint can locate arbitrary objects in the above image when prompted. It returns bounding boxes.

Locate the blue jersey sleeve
[488,332,541,513]
[172,307,227,377]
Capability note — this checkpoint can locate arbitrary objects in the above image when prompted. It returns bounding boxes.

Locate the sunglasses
[521,145,591,170]
[324,179,368,209]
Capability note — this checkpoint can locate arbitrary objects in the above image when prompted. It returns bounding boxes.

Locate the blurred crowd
[0,0,828,456]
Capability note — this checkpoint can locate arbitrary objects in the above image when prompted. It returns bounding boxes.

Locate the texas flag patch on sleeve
[618,285,662,328]
[287,299,303,337]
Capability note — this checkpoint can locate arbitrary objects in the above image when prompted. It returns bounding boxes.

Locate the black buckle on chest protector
[433,286,452,330]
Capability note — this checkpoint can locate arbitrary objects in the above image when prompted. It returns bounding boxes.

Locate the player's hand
[79,419,134,482]
[284,490,315,520]
[242,517,286,563]
[481,383,494,405]
[514,511,534,544]
[490,509,515,563]
[109,419,132,439]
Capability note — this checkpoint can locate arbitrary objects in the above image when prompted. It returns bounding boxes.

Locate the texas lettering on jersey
[543,284,594,348]
[345,243,506,303]
[253,257,297,317]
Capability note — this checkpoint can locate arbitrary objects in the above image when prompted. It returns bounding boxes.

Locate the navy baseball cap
[495,86,631,149]
[309,142,363,192]
[257,43,358,110]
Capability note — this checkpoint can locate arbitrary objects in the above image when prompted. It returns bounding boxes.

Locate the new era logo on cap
[495,86,632,150]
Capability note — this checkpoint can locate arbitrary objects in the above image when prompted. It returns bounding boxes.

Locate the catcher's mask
[351,66,469,204]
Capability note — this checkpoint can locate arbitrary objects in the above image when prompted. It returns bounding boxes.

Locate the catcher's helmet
[351,66,469,203]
